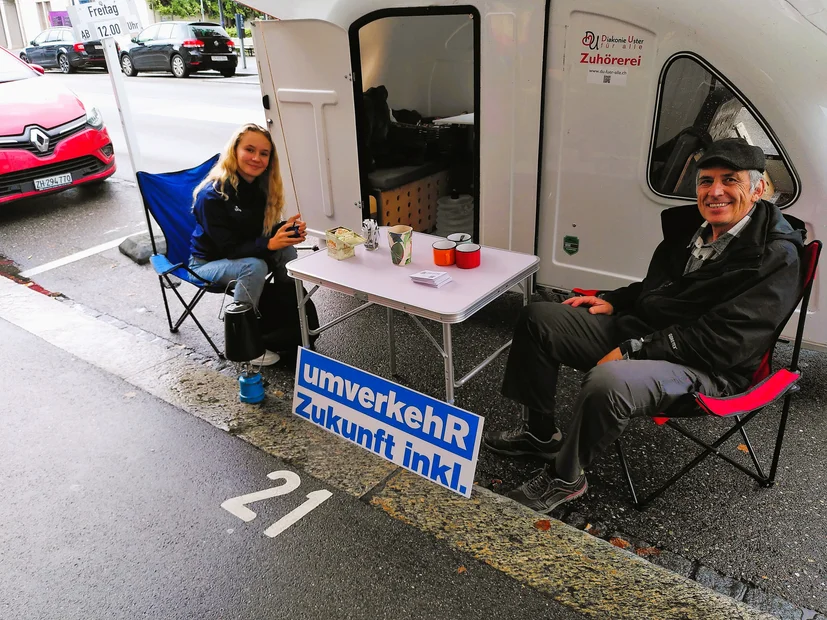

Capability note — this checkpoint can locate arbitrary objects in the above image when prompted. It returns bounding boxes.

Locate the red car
[0,45,115,205]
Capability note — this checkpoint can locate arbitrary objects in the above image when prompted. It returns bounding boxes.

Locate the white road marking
[18,229,148,278]
[220,470,302,522]
[263,490,333,538]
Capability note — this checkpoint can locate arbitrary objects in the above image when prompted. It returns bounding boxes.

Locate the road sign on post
[67,0,143,177]
[68,0,142,42]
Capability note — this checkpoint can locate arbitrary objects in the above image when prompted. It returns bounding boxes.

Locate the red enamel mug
[455,243,481,269]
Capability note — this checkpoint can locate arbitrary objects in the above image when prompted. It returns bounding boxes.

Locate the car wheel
[221,68,236,78]
[58,53,75,74]
[171,54,189,78]
[19,52,28,63]
[120,54,137,77]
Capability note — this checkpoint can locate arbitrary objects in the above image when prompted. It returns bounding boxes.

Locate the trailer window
[649,55,797,206]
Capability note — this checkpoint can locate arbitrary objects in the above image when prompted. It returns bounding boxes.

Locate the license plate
[212,55,228,61]
[34,173,73,191]
[94,45,103,50]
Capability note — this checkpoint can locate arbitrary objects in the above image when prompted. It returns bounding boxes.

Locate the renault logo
[30,128,50,153]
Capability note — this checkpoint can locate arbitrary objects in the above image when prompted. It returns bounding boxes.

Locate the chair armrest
[695,369,801,418]
[150,254,218,287]
[150,254,183,276]
[572,288,600,297]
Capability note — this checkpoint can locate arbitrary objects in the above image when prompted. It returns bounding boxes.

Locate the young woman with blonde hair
[189,123,306,365]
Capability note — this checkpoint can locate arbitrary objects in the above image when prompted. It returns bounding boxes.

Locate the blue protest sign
[292,348,484,497]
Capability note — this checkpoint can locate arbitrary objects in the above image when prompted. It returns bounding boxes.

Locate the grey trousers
[501,302,728,480]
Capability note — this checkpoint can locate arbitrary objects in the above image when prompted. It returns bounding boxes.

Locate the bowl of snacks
[326,226,367,260]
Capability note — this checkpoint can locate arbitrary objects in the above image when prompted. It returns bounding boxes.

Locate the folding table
[287,230,540,403]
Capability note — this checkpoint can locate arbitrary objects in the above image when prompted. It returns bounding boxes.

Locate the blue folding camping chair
[137,154,227,358]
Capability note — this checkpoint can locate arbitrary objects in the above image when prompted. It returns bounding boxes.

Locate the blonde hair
[193,123,285,235]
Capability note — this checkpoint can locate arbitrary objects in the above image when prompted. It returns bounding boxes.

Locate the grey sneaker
[252,349,280,366]
[483,424,562,461]
[507,467,588,513]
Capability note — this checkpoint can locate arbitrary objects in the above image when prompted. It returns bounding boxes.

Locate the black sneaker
[483,424,562,461]
[507,467,588,513]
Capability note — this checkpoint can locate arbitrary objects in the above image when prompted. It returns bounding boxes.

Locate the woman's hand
[267,213,307,250]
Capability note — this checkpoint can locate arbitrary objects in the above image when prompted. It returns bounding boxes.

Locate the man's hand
[597,348,623,365]
[563,295,614,315]
[267,213,307,250]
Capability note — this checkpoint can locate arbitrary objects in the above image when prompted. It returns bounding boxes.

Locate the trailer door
[254,19,362,237]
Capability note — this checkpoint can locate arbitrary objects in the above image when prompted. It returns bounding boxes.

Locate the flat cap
[696,138,766,172]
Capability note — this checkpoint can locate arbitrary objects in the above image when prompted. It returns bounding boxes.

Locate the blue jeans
[189,246,297,306]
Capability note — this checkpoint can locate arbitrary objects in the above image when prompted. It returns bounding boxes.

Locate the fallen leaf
[761,575,768,579]
[274,390,285,398]
[636,547,661,557]
[610,537,631,549]
[737,444,749,453]
[534,519,551,531]
[457,566,467,574]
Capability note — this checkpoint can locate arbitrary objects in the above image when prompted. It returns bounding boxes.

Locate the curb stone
[695,565,749,601]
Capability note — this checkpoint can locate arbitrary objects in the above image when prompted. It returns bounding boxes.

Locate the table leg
[295,279,310,348]
[521,276,532,419]
[443,323,455,404]
[387,307,396,376]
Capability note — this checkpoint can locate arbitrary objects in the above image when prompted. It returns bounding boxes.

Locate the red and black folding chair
[574,238,821,509]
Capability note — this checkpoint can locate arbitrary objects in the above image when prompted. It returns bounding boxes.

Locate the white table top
[287,230,539,323]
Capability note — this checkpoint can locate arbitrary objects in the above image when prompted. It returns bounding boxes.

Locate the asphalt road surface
[48,69,265,180]
[0,69,264,274]
[0,318,585,620]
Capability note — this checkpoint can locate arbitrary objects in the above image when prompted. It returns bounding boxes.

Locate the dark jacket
[190,178,276,261]
[601,200,803,391]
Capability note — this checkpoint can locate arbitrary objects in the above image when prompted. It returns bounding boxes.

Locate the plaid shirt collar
[687,205,756,252]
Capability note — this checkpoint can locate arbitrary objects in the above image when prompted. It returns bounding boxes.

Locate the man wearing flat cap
[485,137,804,513]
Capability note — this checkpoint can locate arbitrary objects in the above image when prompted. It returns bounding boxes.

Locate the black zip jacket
[190,178,286,261]
[601,200,803,391]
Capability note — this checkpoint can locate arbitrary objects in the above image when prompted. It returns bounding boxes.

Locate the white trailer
[247,0,827,347]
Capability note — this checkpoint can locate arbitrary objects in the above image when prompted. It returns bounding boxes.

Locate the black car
[20,27,105,73]
[119,21,238,78]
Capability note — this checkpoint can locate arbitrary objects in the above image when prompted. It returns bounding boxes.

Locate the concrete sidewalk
[0,272,788,620]
[232,49,259,76]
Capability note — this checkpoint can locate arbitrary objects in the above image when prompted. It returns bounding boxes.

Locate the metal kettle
[223,301,264,362]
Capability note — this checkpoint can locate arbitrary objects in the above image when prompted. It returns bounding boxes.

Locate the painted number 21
[221,471,332,538]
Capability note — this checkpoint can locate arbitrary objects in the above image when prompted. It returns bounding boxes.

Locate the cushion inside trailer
[368,161,446,191]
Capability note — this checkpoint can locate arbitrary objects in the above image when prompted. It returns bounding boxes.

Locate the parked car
[0,46,116,205]
[119,21,238,78]
[19,27,106,73]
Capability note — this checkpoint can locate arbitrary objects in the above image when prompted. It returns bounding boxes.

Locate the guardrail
[231,38,255,57]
